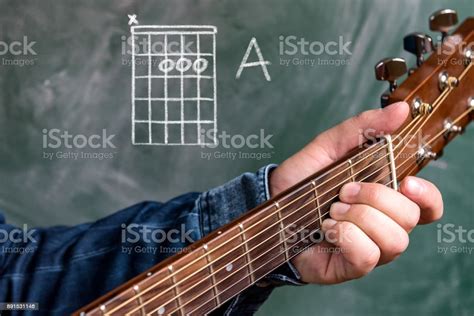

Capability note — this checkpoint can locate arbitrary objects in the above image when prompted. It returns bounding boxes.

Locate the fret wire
[311,181,322,228]
[132,285,146,315]
[168,265,182,316]
[348,159,356,182]
[239,223,255,283]
[110,75,470,315]
[275,202,289,261]
[203,244,220,306]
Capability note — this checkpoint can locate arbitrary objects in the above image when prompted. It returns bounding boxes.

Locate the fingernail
[340,183,361,199]
[406,178,423,196]
[330,202,350,217]
[322,218,337,231]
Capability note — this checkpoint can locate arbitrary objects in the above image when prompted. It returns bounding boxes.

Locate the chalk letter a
[236,37,271,81]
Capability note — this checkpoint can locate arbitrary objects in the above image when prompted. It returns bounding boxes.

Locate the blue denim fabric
[0,164,304,315]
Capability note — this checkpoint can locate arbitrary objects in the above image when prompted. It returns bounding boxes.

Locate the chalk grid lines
[131,25,217,145]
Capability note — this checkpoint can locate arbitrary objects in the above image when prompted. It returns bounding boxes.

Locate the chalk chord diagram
[131,25,217,145]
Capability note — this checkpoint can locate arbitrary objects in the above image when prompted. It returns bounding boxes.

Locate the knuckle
[385,231,409,258]
[354,204,372,222]
[364,184,382,203]
[354,110,372,125]
[364,247,381,268]
[338,221,356,237]
[355,247,380,277]
[434,205,444,221]
[406,205,421,228]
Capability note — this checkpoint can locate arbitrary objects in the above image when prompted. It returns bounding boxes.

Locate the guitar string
[111,60,472,316]
[143,87,473,315]
[395,107,474,181]
[183,108,473,315]
[115,92,442,315]
[384,61,472,167]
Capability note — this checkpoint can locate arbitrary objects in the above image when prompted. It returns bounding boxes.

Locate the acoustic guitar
[74,9,474,315]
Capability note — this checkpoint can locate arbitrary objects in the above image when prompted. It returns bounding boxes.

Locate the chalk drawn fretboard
[131,26,217,145]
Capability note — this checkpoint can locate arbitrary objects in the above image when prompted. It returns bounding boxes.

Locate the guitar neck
[74,137,424,316]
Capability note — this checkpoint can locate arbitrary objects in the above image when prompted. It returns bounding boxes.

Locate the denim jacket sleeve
[0,164,304,315]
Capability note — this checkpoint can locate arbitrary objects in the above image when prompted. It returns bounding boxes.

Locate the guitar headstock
[374,9,473,178]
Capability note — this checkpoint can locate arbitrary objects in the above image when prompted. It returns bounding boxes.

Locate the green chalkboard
[0,0,473,315]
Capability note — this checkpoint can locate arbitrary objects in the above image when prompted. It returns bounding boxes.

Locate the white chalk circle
[158,59,175,73]
[175,57,193,72]
[193,58,209,74]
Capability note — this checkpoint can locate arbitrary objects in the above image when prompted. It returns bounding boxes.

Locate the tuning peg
[375,57,407,107]
[429,9,458,42]
[416,145,437,163]
[403,33,434,68]
[444,119,463,139]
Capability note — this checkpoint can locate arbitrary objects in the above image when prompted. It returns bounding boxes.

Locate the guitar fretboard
[81,140,403,315]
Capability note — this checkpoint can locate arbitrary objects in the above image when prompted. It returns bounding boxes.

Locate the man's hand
[269,102,443,284]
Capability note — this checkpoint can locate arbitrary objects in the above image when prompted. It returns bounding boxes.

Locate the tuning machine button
[429,9,458,42]
[403,33,434,69]
[375,58,407,107]
[443,119,463,139]
[464,48,473,66]
[438,71,459,91]
[416,145,437,163]
[411,97,432,117]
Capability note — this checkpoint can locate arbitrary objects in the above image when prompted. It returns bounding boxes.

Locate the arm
[0,165,301,315]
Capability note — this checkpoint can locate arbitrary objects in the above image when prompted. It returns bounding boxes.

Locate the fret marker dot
[226,263,233,272]
[147,272,152,277]
[158,307,165,315]
[133,285,139,291]
[100,305,106,311]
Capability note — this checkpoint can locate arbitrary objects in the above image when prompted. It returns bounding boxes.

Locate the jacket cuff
[198,164,304,286]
